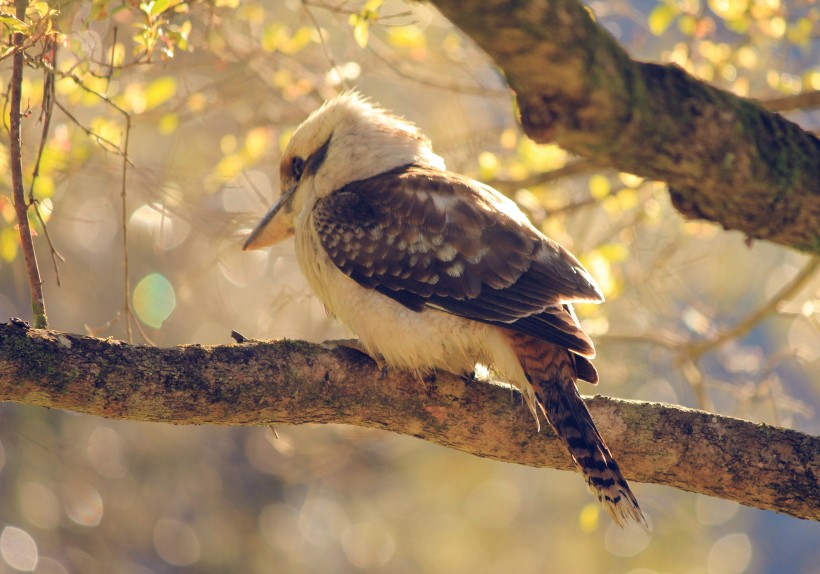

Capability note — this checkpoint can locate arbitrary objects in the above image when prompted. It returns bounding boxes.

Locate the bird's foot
[461,370,477,384]
[324,338,390,379]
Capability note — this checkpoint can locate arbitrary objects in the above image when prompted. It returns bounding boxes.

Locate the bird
[243,91,647,529]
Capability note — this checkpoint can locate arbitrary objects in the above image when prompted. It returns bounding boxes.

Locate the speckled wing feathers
[313,164,602,358]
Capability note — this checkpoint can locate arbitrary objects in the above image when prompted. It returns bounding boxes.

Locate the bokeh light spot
[71,198,117,253]
[63,482,103,527]
[465,478,521,528]
[605,520,651,557]
[133,273,176,328]
[695,494,740,526]
[341,521,396,568]
[0,526,38,571]
[30,556,68,574]
[86,427,128,479]
[153,519,200,567]
[707,533,752,574]
[20,483,60,530]
[129,204,191,251]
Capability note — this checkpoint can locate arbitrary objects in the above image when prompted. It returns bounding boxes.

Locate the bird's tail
[509,333,648,530]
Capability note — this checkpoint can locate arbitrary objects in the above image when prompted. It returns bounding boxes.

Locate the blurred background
[0,0,818,572]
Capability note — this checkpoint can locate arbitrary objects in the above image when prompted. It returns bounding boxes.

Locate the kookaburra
[243,92,647,528]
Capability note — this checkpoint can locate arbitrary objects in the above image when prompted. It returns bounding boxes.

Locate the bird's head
[243,91,445,250]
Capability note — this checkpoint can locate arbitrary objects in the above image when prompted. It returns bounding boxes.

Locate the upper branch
[0,322,817,521]
[430,0,820,253]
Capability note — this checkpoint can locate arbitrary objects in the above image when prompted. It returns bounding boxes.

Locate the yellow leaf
[279,129,294,153]
[32,1,50,17]
[519,139,566,171]
[145,76,176,110]
[353,19,369,48]
[708,0,748,20]
[676,17,698,38]
[0,227,18,262]
[244,128,270,160]
[32,175,54,199]
[478,151,499,179]
[579,503,600,533]
[589,174,610,200]
[158,113,178,135]
[387,25,426,50]
[805,71,820,91]
[618,172,644,188]
[597,242,629,263]
[286,27,315,54]
[648,4,678,36]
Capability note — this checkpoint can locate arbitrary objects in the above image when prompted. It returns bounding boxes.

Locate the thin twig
[684,257,820,361]
[27,39,64,286]
[761,90,820,113]
[48,65,132,118]
[104,27,118,94]
[30,201,64,286]
[486,159,601,193]
[302,0,348,90]
[53,100,134,163]
[9,0,48,328]
[367,38,507,96]
[120,115,133,342]
[598,332,685,349]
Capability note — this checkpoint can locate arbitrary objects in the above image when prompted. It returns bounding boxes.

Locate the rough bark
[430,0,820,254]
[1,322,817,521]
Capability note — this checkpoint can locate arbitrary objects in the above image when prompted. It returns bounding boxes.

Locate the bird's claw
[324,338,389,376]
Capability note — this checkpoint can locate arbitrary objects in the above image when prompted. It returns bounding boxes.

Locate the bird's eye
[292,156,305,180]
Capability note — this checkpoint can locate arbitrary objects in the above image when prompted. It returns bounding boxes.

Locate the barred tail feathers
[537,374,647,529]
[508,332,647,530]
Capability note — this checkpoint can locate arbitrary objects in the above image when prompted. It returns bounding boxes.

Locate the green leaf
[150,0,181,16]
[0,15,28,33]
[32,2,50,17]
[151,0,171,16]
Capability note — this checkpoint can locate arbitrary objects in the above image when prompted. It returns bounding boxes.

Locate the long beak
[242,183,298,251]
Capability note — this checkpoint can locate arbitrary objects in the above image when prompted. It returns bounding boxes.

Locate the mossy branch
[0,322,817,521]
[431,0,820,253]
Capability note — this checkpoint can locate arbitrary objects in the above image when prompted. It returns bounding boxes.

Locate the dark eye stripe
[292,156,305,180]
[304,133,332,178]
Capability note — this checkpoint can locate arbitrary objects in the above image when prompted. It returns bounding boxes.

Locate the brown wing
[313,164,603,357]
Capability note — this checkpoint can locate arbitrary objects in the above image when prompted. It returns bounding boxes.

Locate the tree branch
[9,0,48,328]
[430,0,820,254]
[0,322,817,521]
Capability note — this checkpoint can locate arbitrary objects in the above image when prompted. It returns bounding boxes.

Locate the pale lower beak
[242,184,297,251]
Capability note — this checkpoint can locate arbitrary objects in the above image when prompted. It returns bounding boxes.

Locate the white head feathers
[284,91,446,198]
